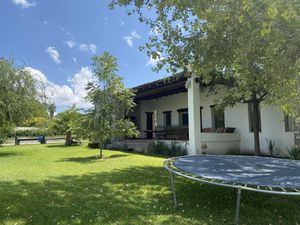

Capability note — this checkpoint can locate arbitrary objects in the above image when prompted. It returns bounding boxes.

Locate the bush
[288,146,300,160]
[0,126,13,145]
[88,142,99,149]
[12,128,57,138]
[148,141,187,157]
[266,139,276,157]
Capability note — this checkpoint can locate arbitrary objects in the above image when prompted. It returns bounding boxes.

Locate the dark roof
[132,71,228,101]
[133,72,190,101]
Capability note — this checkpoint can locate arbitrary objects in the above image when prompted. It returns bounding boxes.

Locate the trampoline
[164,155,300,225]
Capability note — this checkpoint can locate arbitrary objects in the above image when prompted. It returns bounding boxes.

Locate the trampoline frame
[164,155,300,225]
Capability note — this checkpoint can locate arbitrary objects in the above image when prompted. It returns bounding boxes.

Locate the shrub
[12,128,56,137]
[0,126,13,145]
[148,141,187,157]
[266,139,276,157]
[88,142,99,149]
[288,146,300,160]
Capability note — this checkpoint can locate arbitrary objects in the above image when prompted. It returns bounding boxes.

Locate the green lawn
[0,144,299,225]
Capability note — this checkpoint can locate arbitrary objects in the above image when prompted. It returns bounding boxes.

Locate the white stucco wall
[136,85,295,155]
[198,85,294,155]
[226,104,294,155]
[139,92,188,130]
[200,133,240,155]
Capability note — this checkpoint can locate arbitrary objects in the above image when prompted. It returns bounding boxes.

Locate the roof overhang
[132,71,228,102]
[133,72,189,101]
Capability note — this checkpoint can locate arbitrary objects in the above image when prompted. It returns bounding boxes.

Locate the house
[122,72,297,156]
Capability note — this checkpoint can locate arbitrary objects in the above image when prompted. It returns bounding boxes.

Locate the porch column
[187,73,201,155]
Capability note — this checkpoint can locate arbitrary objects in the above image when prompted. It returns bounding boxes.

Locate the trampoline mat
[173,155,300,189]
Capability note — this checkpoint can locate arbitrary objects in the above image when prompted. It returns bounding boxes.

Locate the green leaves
[49,105,84,139]
[85,52,138,145]
[111,0,300,115]
[0,58,48,127]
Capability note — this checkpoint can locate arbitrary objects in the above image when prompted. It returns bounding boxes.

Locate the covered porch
[126,72,241,155]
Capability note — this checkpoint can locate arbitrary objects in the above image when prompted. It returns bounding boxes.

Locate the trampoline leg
[169,171,177,207]
[234,188,242,225]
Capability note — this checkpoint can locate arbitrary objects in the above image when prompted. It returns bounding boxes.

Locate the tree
[110,0,300,155]
[49,105,83,146]
[0,58,48,143]
[48,103,56,119]
[85,52,138,158]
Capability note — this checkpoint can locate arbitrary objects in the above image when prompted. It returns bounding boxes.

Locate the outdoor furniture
[164,155,300,225]
[165,126,188,140]
[15,136,65,145]
[15,136,46,145]
[143,130,166,139]
[201,127,235,133]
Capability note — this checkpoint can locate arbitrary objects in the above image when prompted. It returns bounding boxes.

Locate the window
[248,103,261,132]
[178,108,188,126]
[285,115,295,132]
[181,112,189,126]
[211,105,225,129]
[163,111,172,127]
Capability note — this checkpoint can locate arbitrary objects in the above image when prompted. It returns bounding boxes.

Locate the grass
[0,144,299,225]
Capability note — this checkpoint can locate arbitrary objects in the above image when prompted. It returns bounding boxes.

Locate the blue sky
[0,0,165,111]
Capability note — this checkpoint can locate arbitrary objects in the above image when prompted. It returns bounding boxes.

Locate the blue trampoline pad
[173,155,300,189]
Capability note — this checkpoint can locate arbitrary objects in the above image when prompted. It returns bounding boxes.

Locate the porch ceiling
[133,72,188,101]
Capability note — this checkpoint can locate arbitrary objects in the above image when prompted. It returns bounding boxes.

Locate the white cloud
[72,57,77,63]
[64,40,97,54]
[59,26,72,37]
[124,36,133,47]
[79,44,97,54]
[25,67,47,84]
[120,21,125,26]
[124,30,141,47]
[64,40,76,48]
[25,67,95,109]
[12,0,36,8]
[69,67,96,106]
[131,31,141,39]
[146,52,163,67]
[45,47,61,64]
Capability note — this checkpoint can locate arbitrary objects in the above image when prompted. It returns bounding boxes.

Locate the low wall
[110,139,155,153]
[158,140,189,149]
[199,133,240,155]
[111,134,240,155]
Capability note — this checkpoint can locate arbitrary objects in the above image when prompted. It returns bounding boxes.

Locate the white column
[187,73,201,155]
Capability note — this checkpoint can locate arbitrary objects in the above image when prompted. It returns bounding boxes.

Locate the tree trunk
[99,142,103,158]
[65,131,72,146]
[253,101,261,155]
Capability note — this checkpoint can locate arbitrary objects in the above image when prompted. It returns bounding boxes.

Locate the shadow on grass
[58,154,128,163]
[45,144,83,148]
[0,152,22,157]
[0,166,299,225]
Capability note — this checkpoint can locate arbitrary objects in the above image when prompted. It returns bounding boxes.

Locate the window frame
[284,115,295,132]
[177,108,188,126]
[210,105,225,129]
[163,111,172,128]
